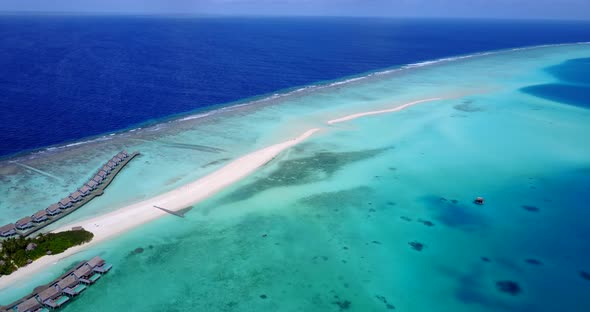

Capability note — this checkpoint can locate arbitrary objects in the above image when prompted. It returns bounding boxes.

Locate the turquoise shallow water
[1,44,590,311]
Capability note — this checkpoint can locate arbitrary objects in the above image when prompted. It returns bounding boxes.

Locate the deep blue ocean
[1,16,590,157]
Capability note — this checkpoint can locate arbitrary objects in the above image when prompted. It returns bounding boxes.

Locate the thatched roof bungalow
[46,203,61,215]
[69,191,83,202]
[78,185,92,196]
[87,180,98,189]
[37,285,68,308]
[15,297,42,312]
[0,223,16,237]
[32,210,48,223]
[101,164,112,173]
[58,198,73,209]
[16,216,33,230]
[92,174,103,184]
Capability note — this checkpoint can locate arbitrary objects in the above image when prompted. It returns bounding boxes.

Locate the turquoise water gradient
[1,44,590,311]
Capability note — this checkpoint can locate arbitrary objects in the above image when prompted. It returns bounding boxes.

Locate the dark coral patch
[522,205,539,212]
[376,295,395,309]
[259,294,267,299]
[130,247,144,255]
[418,219,435,227]
[332,300,351,310]
[580,271,590,281]
[400,216,412,222]
[454,99,484,112]
[481,257,491,262]
[409,241,425,251]
[496,281,522,296]
[222,147,389,204]
[524,259,543,266]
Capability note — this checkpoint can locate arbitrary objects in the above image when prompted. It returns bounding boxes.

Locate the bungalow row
[4,256,112,312]
[0,151,132,239]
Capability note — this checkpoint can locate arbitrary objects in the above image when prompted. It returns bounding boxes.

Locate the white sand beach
[0,97,442,290]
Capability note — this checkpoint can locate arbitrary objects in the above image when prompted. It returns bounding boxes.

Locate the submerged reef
[376,295,395,310]
[409,241,425,251]
[221,147,390,204]
[580,271,590,281]
[524,258,542,266]
[332,299,351,310]
[453,99,485,112]
[418,219,435,227]
[130,247,144,255]
[496,281,522,296]
[521,205,540,212]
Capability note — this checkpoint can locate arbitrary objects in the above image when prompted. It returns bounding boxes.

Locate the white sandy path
[327,98,441,124]
[0,97,444,291]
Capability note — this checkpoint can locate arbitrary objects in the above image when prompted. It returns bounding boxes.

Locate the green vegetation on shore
[0,230,93,275]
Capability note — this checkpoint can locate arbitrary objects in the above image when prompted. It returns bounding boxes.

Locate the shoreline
[0,97,444,292]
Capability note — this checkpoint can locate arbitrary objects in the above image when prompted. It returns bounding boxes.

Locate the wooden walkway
[19,151,140,238]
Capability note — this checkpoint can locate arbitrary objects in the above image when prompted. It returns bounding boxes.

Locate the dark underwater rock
[522,205,539,212]
[418,219,435,227]
[496,280,522,295]
[525,259,543,266]
[130,247,144,255]
[409,241,425,251]
[333,300,351,310]
[375,295,395,309]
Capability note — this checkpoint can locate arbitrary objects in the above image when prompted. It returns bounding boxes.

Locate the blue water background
[1,16,590,157]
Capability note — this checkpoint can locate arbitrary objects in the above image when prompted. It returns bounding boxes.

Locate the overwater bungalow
[0,223,17,237]
[46,204,61,216]
[112,156,122,164]
[78,185,92,196]
[15,297,42,312]
[92,174,103,184]
[97,170,108,179]
[87,180,99,190]
[58,198,73,209]
[101,164,112,173]
[107,160,117,168]
[32,210,48,223]
[37,285,69,309]
[16,217,34,230]
[89,256,112,274]
[57,275,86,297]
[73,263,101,284]
[69,191,83,202]
[120,150,129,158]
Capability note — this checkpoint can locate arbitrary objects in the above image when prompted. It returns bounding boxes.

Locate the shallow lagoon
[1,44,590,311]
